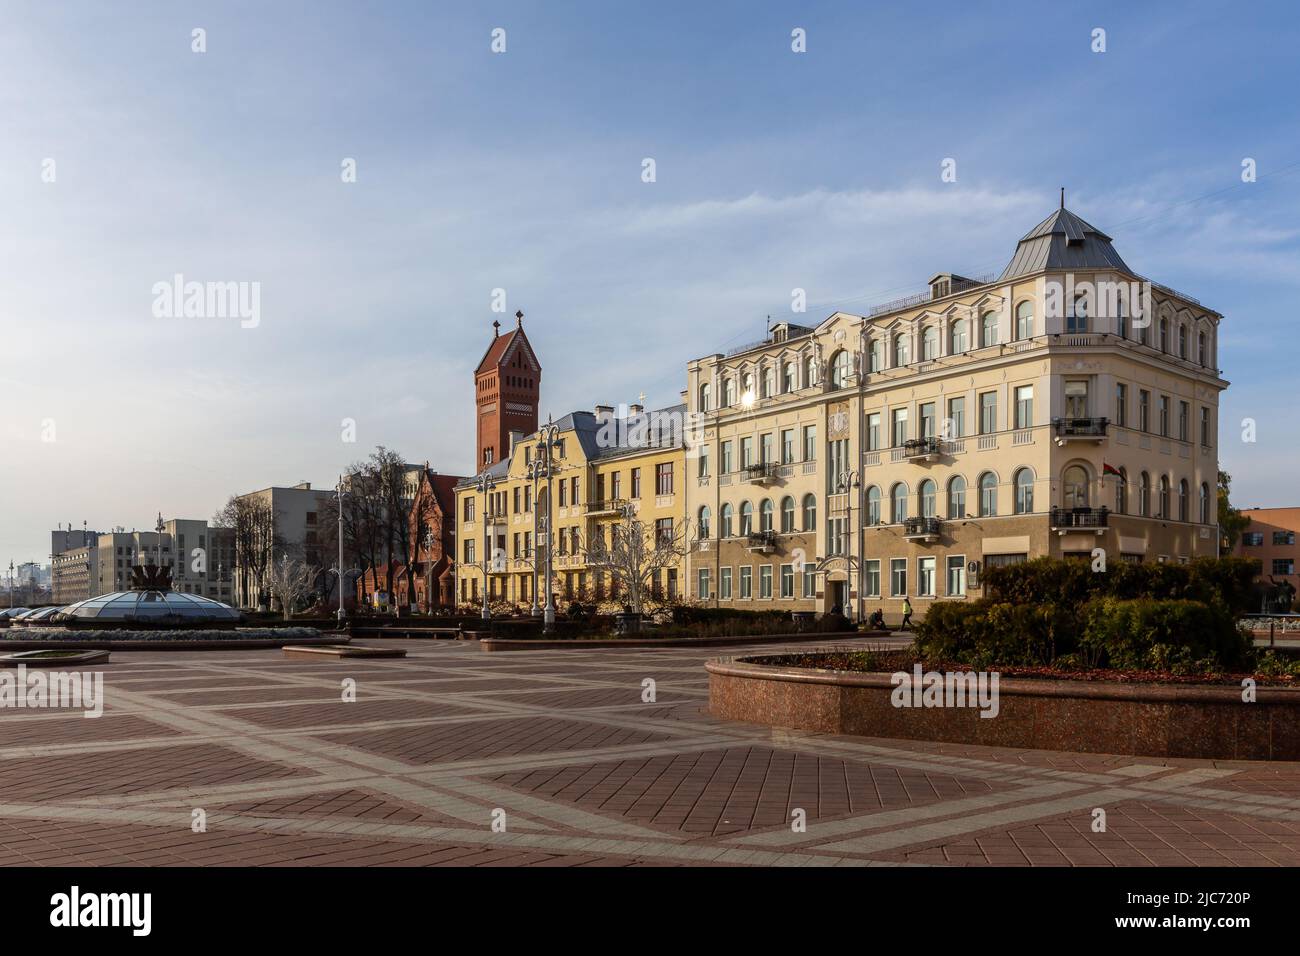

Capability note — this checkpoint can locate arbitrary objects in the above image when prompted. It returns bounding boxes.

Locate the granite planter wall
[706,657,1300,761]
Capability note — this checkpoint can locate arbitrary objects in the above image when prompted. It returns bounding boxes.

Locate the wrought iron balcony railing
[902,516,942,540]
[1052,417,1109,440]
[746,530,778,552]
[1049,507,1110,529]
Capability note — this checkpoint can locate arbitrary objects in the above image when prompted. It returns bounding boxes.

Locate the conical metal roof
[999,207,1131,281]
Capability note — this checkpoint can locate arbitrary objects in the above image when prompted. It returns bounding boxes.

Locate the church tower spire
[473,313,541,470]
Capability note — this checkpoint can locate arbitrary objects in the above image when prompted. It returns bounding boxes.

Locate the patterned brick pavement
[2,637,1300,866]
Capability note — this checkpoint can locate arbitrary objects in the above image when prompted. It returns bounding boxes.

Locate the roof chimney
[594,404,615,423]
[629,403,644,417]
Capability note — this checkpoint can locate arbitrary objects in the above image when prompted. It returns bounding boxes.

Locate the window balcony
[742,462,779,485]
[1052,417,1109,444]
[902,516,942,542]
[1050,507,1109,534]
[746,530,778,553]
[585,498,629,517]
[902,437,941,463]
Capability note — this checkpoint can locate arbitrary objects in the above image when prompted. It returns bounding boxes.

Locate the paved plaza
[2,638,1300,867]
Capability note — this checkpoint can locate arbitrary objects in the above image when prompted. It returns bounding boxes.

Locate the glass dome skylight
[57,589,241,624]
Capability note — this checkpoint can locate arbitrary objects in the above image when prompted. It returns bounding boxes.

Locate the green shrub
[1079,597,1251,673]
[915,600,1079,668]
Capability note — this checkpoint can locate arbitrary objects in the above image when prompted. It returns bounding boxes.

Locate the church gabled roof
[998,206,1132,282]
[475,315,540,375]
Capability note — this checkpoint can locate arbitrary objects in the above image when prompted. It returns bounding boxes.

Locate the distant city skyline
[3,0,1299,563]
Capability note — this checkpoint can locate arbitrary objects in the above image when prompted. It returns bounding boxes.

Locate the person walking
[900,596,913,630]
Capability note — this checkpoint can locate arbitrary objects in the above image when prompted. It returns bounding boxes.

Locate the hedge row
[917,557,1258,673]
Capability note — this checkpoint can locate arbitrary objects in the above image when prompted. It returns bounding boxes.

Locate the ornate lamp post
[535,418,562,633]
[837,470,863,623]
[423,528,435,614]
[525,457,547,617]
[335,475,349,624]
[475,471,499,621]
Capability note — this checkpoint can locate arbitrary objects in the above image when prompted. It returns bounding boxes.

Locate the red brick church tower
[474,310,541,469]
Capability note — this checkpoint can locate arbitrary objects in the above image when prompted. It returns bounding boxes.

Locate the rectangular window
[1014,385,1033,429]
[1178,401,1189,442]
[698,444,710,478]
[1139,390,1150,432]
[892,408,908,446]
[631,468,641,498]
[1273,531,1296,546]
[828,439,849,494]
[760,565,773,599]
[1158,395,1169,437]
[611,472,621,499]
[656,462,673,495]
[1115,383,1127,428]
[1200,407,1211,446]
[720,567,733,599]
[890,558,907,597]
[697,568,711,600]
[947,397,965,438]
[781,429,795,464]
[984,553,1027,568]
[919,402,936,439]
[1273,559,1295,576]
[864,559,880,598]
[803,425,816,461]
[979,391,997,434]
[740,566,753,599]
[946,556,966,596]
[867,413,881,451]
[917,556,936,597]
[1064,380,1088,419]
[741,436,754,467]
[721,441,734,474]
[761,433,774,464]
[1242,532,1263,547]
[780,564,794,598]
[802,569,816,598]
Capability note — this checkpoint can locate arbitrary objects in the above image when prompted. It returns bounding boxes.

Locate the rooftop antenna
[1060,186,1065,209]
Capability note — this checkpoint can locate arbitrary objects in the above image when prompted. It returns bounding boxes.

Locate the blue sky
[2,0,1299,564]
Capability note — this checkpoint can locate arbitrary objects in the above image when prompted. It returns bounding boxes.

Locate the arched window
[1138,472,1150,517]
[1116,295,1127,339]
[866,486,881,525]
[739,500,754,535]
[1178,324,1188,360]
[1063,465,1089,510]
[1016,300,1033,340]
[922,326,939,361]
[1158,476,1170,519]
[981,310,999,348]
[724,377,737,406]
[1015,467,1035,514]
[1199,482,1211,524]
[950,318,968,354]
[918,479,937,517]
[890,482,909,524]
[760,364,774,399]
[783,362,797,393]
[1115,468,1128,514]
[720,503,734,538]
[1198,331,1207,366]
[1159,318,1169,352]
[979,472,997,517]
[947,476,966,518]
[805,354,818,387]
[830,350,852,388]
[698,506,711,539]
[801,493,817,531]
[894,333,910,367]
[698,382,711,412]
[741,372,755,403]
[869,338,884,372]
[780,496,795,533]
[759,499,774,533]
[1178,479,1189,522]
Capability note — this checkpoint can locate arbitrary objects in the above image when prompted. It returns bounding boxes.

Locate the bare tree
[584,507,693,615]
[267,553,315,620]
[213,495,279,610]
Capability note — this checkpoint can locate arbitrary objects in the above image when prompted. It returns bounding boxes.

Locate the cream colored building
[455,404,689,609]
[685,205,1226,621]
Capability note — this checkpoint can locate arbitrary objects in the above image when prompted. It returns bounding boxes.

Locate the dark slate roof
[998,207,1132,281]
[457,403,688,488]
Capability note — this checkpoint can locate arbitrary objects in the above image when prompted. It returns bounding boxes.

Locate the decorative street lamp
[475,471,499,621]
[335,475,349,624]
[525,457,548,617]
[535,418,563,633]
[423,528,435,614]
[837,469,864,623]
